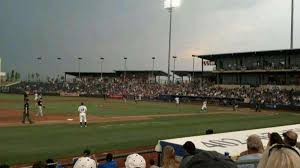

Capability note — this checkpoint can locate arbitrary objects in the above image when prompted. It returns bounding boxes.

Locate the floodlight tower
[123,57,127,80]
[290,0,294,49]
[164,0,181,84]
[77,57,82,79]
[100,57,104,79]
[172,55,177,83]
[192,55,197,82]
[56,57,62,80]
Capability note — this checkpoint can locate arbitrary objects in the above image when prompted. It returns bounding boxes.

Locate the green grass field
[0,93,300,165]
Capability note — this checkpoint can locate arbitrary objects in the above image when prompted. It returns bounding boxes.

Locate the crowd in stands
[1,130,298,168]
[4,78,300,107]
[221,61,299,71]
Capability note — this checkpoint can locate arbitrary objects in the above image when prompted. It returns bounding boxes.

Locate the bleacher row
[2,80,300,110]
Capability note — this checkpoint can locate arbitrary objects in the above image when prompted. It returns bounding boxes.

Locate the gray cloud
[0,0,298,78]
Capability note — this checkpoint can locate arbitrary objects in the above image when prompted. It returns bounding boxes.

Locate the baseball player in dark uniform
[22,98,33,124]
[24,91,29,102]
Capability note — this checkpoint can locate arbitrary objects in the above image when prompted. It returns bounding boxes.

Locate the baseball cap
[125,153,146,168]
[73,157,97,168]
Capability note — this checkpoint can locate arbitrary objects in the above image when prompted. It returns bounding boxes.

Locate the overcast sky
[0,0,299,78]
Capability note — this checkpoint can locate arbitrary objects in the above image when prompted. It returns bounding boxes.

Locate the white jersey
[78,105,87,114]
[34,93,38,100]
[175,97,180,104]
[202,101,207,109]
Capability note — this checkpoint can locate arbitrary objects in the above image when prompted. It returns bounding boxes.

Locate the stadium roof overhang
[172,70,215,77]
[195,48,300,61]
[212,69,300,74]
[65,72,116,78]
[114,70,168,76]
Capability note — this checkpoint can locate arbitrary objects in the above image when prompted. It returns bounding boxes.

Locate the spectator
[45,159,56,168]
[162,146,179,168]
[268,132,284,147]
[73,157,97,168]
[83,149,91,157]
[283,130,300,153]
[125,153,146,168]
[73,149,98,167]
[83,149,97,163]
[238,134,264,168]
[0,164,9,168]
[149,159,159,168]
[257,132,289,168]
[184,150,237,168]
[205,129,214,135]
[32,161,47,168]
[98,153,117,168]
[257,144,300,168]
[179,141,200,168]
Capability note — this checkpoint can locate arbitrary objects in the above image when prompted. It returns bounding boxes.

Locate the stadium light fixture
[123,57,127,80]
[164,0,181,84]
[164,0,181,9]
[56,57,63,80]
[100,57,104,79]
[152,57,156,81]
[77,57,82,79]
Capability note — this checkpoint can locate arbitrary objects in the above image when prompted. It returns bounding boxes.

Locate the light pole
[290,0,294,49]
[192,55,197,82]
[201,57,204,88]
[152,57,155,81]
[77,57,82,79]
[172,56,177,83]
[100,57,104,79]
[57,57,62,80]
[36,57,42,82]
[124,57,127,80]
[164,0,181,84]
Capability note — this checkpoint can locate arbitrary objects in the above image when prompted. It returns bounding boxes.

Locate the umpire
[22,98,33,124]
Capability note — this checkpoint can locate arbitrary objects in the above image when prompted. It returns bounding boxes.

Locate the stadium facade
[198,49,300,86]
[65,70,168,82]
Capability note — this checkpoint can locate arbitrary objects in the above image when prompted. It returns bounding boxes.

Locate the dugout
[197,48,300,86]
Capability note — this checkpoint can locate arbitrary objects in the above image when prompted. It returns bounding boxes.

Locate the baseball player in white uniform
[201,100,208,112]
[36,98,44,117]
[175,97,180,106]
[78,102,88,127]
[34,92,38,101]
[34,92,38,106]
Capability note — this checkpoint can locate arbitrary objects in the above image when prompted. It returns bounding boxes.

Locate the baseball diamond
[0,93,300,166]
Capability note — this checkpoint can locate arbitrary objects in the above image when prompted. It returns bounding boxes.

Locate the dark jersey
[38,100,42,106]
[24,92,28,100]
[24,103,29,113]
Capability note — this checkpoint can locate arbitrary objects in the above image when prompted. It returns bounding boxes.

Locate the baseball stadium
[1,0,300,168]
